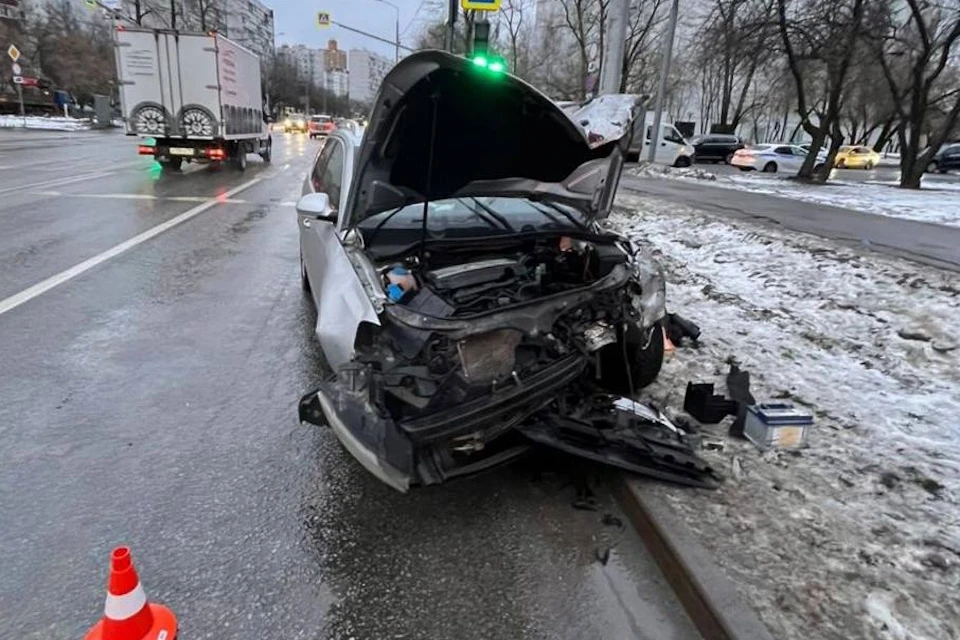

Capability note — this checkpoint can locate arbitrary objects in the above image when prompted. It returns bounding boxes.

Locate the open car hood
[345,50,640,227]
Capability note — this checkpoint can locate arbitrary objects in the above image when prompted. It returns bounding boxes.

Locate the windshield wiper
[364,204,411,247]
[466,198,516,233]
[530,200,587,230]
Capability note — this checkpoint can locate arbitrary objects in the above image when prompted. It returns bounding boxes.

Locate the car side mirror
[296,193,337,223]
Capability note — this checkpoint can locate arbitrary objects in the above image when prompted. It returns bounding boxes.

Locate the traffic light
[472,20,490,59]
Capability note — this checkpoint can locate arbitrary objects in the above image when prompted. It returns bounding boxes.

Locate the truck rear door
[116,30,220,139]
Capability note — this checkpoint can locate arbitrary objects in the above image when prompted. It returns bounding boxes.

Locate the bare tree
[695,0,778,130]
[557,0,608,99]
[182,0,222,31]
[869,0,960,188]
[498,0,530,74]
[619,0,669,95]
[777,0,866,181]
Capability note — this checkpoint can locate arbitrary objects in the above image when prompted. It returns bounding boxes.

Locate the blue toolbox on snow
[743,403,814,450]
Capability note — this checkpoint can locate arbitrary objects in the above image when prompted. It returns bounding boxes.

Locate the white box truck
[114,27,271,171]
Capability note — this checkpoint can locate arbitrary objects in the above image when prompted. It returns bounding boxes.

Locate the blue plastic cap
[386,284,405,301]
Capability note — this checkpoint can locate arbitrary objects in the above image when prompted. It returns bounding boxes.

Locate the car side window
[311,140,345,212]
[774,146,792,155]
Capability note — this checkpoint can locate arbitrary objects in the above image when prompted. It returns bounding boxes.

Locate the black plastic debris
[683,382,737,424]
[663,312,702,345]
[519,393,723,489]
[726,364,756,437]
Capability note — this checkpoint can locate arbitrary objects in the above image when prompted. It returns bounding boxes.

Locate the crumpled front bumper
[300,365,722,492]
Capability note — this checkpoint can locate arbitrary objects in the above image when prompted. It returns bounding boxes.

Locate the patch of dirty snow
[630,162,718,181]
[0,115,91,131]
[611,193,960,640]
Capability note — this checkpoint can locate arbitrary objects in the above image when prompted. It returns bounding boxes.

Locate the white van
[628,116,695,166]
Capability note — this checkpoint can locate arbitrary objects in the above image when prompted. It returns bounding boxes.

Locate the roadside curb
[615,478,775,640]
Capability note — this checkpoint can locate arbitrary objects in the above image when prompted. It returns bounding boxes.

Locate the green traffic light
[472,56,488,68]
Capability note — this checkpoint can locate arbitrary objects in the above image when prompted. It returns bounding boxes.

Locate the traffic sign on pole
[461,0,500,10]
[11,62,21,75]
[317,11,331,28]
[8,44,20,62]
[13,76,23,84]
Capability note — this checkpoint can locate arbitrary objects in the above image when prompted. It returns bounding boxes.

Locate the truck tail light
[137,145,155,155]
[204,147,226,160]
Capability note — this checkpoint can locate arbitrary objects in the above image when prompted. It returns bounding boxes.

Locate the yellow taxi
[835,145,881,169]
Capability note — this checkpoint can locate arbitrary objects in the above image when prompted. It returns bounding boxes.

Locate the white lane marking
[0,177,262,317]
[25,191,248,204]
[0,171,117,196]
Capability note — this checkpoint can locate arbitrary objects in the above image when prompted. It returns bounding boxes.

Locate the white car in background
[731,143,823,173]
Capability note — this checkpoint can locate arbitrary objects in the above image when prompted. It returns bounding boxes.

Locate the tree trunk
[798,129,826,179]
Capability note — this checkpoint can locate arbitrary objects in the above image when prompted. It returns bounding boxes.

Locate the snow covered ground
[610,193,960,640]
[631,163,960,228]
[0,115,91,131]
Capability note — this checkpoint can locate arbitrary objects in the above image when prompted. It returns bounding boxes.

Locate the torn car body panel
[309,222,381,370]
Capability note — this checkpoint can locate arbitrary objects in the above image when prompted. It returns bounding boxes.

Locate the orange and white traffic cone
[84,546,178,640]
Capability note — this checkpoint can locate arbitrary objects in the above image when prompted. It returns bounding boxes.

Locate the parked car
[308,114,335,138]
[835,145,880,169]
[927,143,960,173]
[295,51,718,492]
[731,143,820,173]
[689,133,744,163]
[283,113,307,133]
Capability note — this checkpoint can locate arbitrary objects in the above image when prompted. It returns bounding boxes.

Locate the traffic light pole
[446,0,458,52]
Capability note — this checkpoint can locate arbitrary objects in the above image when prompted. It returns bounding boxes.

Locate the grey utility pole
[647,0,679,163]
[446,0,458,52]
[599,0,630,95]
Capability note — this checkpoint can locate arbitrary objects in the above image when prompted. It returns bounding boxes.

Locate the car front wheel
[300,253,311,293]
[596,323,665,394]
[927,161,939,173]
[674,156,692,168]
[762,162,777,173]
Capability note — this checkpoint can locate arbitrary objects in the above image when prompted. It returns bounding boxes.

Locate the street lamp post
[375,0,400,62]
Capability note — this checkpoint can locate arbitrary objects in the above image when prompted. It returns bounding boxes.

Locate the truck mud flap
[518,396,723,489]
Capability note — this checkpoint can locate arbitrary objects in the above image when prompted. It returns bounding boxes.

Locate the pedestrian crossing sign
[461,0,501,10]
[317,11,331,28]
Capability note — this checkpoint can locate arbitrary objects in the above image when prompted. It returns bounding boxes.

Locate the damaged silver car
[297,51,719,491]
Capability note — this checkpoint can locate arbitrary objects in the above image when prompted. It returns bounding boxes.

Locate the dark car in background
[928,143,960,173]
[689,133,744,163]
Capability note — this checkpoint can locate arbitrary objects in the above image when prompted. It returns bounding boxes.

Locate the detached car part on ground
[296,51,721,492]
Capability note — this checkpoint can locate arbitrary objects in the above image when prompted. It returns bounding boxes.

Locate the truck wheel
[161,157,182,172]
[233,143,247,171]
[259,137,272,163]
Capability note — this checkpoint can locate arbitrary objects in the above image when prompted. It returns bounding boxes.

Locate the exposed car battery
[743,403,813,450]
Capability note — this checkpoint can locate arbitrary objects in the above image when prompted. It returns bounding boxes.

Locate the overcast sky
[273,0,447,59]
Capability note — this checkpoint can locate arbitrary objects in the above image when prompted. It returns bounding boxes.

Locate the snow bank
[631,162,718,181]
[0,115,91,131]
[611,193,960,640]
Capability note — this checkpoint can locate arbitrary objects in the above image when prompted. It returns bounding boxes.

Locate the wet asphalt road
[0,130,701,639]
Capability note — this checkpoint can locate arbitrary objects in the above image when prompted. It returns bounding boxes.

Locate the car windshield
[357,197,587,250]
[840,146,855,152]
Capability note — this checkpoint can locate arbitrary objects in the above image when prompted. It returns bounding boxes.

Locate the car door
[301,138,345,306]
[771,146,796,171]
